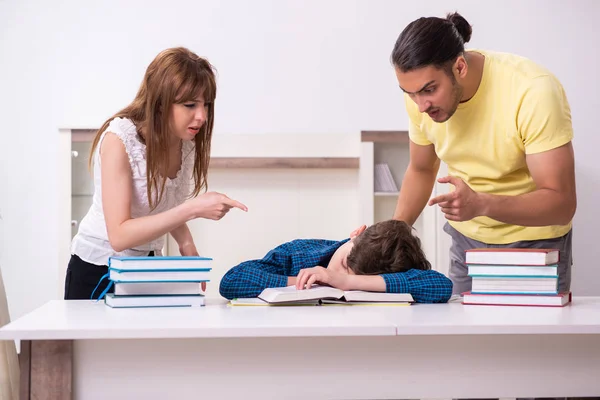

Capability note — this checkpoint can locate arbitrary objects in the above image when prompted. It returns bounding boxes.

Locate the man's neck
[460,51,485,103]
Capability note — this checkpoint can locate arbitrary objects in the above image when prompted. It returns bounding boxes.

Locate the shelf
[209,157,358,169]
[71,130,358,169]
[361,131,408,143]
[72,129,96,142]
[374,192,399,197]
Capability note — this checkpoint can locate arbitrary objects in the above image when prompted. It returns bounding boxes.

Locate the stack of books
[461,248,571,307]
[103,256,211,308]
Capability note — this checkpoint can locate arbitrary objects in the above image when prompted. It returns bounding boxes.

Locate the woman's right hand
[186,192,248,220]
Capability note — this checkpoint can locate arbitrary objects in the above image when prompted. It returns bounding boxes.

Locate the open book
[232,285,414,306]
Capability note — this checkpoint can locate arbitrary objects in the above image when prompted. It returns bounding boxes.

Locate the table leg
[20,340,73,400]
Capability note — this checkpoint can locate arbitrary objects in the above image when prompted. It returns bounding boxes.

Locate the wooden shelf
[209,157,358,169]
[361,131,408,143]
[71,130,358,169]
[72,129,96,142]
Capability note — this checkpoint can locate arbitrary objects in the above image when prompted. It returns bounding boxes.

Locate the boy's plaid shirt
[219,238,453,303]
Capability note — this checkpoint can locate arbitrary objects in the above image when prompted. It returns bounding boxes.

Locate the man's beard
[436,82,463,123]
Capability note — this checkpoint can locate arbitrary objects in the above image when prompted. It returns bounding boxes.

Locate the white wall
[1,0,598,320]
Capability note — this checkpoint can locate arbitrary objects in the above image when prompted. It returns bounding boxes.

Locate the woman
[65,47,247,299]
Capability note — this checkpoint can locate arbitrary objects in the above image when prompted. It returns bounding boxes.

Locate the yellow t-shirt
[406,50,573,244]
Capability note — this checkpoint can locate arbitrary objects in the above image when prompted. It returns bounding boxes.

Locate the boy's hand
[295,266,351,291]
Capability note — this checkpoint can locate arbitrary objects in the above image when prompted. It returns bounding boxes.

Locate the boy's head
[326,220,431,276]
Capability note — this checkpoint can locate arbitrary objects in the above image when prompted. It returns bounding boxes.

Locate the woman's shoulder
[102,117,145,164]
[105,117,138,138]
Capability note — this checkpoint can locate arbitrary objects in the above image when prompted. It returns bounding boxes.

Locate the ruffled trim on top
[103,117,197,209]
[105,117,146,167]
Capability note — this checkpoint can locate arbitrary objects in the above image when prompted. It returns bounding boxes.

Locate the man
[390,12,576,295]
[219,219,453,303]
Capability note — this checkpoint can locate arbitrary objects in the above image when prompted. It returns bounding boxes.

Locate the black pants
[64,254,112,300]
[64,252,154,300]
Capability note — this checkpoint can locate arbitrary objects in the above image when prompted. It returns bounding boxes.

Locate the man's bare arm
[393,141,440,226]
[480,142,576,226]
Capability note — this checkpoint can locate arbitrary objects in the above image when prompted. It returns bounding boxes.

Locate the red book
[462,291,572,307]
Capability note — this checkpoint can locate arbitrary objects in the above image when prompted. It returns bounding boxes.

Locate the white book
[108,256,212,271]
[257,285,413,305]
[471,276,558,294]
[374,164,386,192]
[465,249,559,266]
[381,164,398,192]
[114,282,202,296]
[374,163,398,192]
[104,293,205,308]
[468,264,559,276]
[229,298,320,306]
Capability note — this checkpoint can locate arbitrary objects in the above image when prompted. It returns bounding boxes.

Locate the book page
[259,285,343,303]
[229,298,320,307]
[229,298,269,306]
[342,291,414,303]
[321,300,411,306]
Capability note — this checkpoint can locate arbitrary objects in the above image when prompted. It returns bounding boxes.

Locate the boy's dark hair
[391,12,472,74]
[346,220,431,275]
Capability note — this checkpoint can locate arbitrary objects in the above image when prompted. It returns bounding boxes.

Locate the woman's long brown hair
[88,47,217,210]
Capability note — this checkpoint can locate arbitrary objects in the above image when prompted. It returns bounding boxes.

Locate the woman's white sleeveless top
[71,117,195,266]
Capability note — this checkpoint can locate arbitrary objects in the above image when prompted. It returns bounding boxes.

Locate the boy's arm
[344,269,452,303]
[298,268,453,303]
[379,269,453,303]
[218,242,298,300]
[219,261,289,300]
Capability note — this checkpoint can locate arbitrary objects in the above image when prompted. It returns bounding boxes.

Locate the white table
[2,297,600,400]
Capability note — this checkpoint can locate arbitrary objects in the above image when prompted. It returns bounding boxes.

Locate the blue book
[93,257,212,301]
[114,282,203,296]
[104,293,205,308]
[108,269,210,283]
[108,256,212,271]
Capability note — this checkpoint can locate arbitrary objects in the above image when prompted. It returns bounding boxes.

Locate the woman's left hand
[179,242,206,291]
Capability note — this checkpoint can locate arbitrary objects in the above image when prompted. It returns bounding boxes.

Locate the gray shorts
[444,222,573,295]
